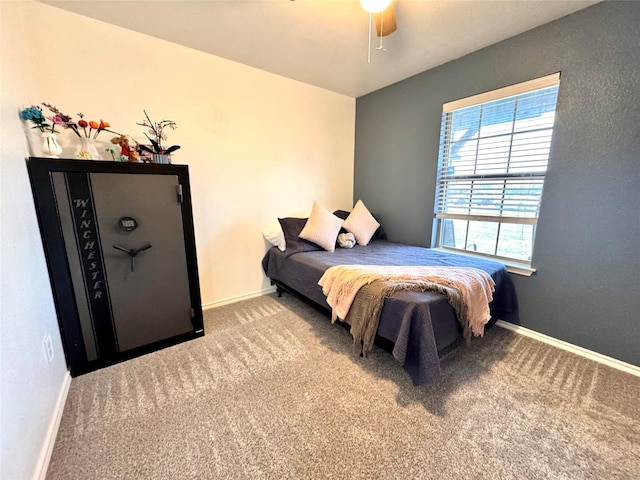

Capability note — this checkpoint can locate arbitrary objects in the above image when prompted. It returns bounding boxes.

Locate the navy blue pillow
[278,217,324,257]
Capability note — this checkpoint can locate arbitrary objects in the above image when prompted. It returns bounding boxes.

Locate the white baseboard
[202,286,277,310]
[495,320,640,378]
[34,370,72,480]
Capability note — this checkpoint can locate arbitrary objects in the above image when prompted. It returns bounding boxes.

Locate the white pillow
[262,223,286,251]
[343,199,380,246]
[299,201,344,252]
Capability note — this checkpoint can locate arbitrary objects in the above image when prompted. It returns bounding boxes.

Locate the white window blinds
[434,73,560,263]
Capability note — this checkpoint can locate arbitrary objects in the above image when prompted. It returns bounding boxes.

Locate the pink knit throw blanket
[318,265,495,337]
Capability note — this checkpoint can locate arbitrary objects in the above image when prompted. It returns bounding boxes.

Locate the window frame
[432,73,560,275]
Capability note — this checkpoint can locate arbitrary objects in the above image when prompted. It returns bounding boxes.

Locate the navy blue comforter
[262,240,518,384]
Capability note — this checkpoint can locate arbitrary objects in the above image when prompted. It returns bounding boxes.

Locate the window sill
[433,248,536,277]
[502,261,536,277]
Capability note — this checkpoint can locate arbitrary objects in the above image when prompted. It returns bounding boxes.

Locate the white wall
[0,4,70,479]
[0,1,355,478]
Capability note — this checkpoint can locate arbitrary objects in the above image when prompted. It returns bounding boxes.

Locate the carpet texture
[47,294,640,479]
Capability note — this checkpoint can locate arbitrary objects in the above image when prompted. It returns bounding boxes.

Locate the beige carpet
[47,294,640,479]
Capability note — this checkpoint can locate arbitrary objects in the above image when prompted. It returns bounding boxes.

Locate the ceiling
[41,0,600,98]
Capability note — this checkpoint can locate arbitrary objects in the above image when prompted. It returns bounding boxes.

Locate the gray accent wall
[354,1,640,366]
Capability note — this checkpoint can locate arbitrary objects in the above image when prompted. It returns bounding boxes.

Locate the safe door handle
[113,243,152,272]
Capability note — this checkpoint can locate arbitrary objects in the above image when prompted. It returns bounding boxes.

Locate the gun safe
[27,158,204,375]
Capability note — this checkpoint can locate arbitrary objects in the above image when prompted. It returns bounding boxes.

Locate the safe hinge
[176,184,183,204]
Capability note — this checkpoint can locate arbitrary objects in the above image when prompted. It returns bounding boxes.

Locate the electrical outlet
[43,335,54,363]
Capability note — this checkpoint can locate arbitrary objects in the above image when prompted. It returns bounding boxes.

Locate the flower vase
[22,122,43,157]
[76,137,101,160]
[41,132,62,158]
[151,154,170,164]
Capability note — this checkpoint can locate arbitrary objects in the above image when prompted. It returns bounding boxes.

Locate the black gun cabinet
[27,158,204,376]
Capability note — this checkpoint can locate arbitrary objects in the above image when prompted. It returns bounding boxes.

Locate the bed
[261,209,518,385]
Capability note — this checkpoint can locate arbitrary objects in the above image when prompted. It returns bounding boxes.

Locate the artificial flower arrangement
[19,103,180,162]
[19,105,55,133]
[75,115,115,139]
[20,103,117,139]
[19,103,70,156]
[137,110,181,156]
[40,103,119,140]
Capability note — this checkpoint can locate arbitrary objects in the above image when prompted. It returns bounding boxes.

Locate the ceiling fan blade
[374,2,397,37]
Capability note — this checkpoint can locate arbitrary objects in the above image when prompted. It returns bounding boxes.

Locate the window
[433,73,560,270]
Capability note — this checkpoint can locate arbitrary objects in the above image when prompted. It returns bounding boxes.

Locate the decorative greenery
[137,110,180,155]
[105,147,117,160]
